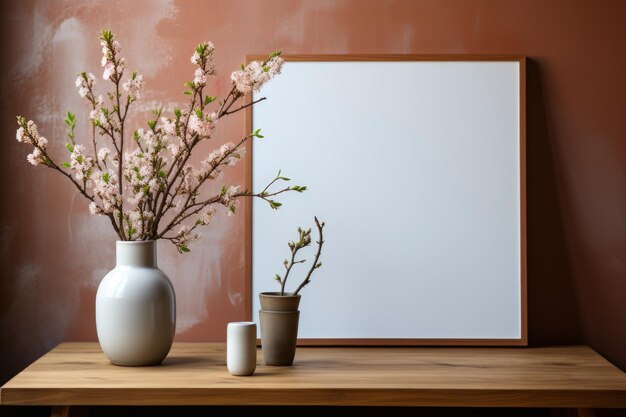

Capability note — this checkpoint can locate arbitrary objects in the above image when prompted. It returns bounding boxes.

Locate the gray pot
[259,292,301,366]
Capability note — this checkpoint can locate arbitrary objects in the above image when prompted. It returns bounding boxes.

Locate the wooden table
[1,343,625,416]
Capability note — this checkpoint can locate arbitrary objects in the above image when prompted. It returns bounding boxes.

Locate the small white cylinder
[227,322,257,376]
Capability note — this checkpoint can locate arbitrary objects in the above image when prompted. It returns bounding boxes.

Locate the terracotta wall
[1,0,625,386]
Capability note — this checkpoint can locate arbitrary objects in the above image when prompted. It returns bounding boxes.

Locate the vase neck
[116,241,157,267]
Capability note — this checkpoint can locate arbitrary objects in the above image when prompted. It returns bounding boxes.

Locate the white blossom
[122,73,144,99]
[97,147,111,162]
[69,145,94,182]
[188,111,218,138]
[26,148,44,166]
[231,55,283,94]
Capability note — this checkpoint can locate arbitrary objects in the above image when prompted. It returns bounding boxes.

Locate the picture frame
[243,55,527,346]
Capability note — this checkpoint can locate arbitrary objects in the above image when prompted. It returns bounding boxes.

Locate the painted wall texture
[1,0,625,389]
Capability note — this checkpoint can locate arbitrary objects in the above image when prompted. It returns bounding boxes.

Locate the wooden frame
[244,54,527,346]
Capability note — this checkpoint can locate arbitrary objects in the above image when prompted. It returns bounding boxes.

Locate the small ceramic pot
[259,292,301,311]
[227,322,257,376]
[259,292,301,366]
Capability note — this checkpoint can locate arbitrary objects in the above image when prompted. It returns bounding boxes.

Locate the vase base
[110,359,164,367]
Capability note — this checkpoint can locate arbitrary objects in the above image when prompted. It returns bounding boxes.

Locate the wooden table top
[1,343,625,408]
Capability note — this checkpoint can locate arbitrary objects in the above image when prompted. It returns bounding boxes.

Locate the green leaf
[66,143,74,153]
[252,128,264,138]
[204,95,217,105]
[180,245,191,253]
[184,81,195,89]
[62,162,71,168]
[102,172,110,184]
[100,30,113,42]
[241,64,246,70]
[174,108,182,118]
[183,91,193,95]
[147,120,157,130]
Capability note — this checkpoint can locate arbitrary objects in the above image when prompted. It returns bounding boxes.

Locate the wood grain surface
[1,343,625,407]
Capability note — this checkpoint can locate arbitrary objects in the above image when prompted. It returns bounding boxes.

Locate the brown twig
[293,217,325,296]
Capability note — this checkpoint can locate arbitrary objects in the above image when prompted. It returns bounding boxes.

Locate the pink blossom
[125,209,154,236]
[76,73,95,98]
[191,41,216,78]
[16,120,48,150]
[92,169,122,214]
[16,127,25,143]
[101,38,121,68]
[70,145,95,182]
[103,62,115,80]
[231,55,284,94]
[26,148,44,166]
[199,142,244,181]
[122,73,144,99]
[220,185,241,216]
[188,111,218,138]
[194,68,206,85]
[175,225,199,248]
[190,51,201,65]
[198,206,217,225]
[168,143,180,158]
[90,108,107,126]
[136,128,170,156]
[159,117,177,136]
[89,202,102,215]
[97,147,111,162]
[179,164,200,194]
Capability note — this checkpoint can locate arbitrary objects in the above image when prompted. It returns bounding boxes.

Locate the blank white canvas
[252,60,521,340]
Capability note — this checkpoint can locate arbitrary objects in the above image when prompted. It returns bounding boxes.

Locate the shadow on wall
[525,59,582,345]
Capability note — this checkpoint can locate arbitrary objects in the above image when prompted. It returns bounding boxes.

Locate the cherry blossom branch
[16,117,124,239]
[277,229,310,296]
[293,217,325,295]
[155,132,254,237]
[272,217,325,296]
[222,97,266,117]
[234,185,301,209]
[15,32,291,251]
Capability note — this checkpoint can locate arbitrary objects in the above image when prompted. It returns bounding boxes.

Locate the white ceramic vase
[96,240,176,366]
